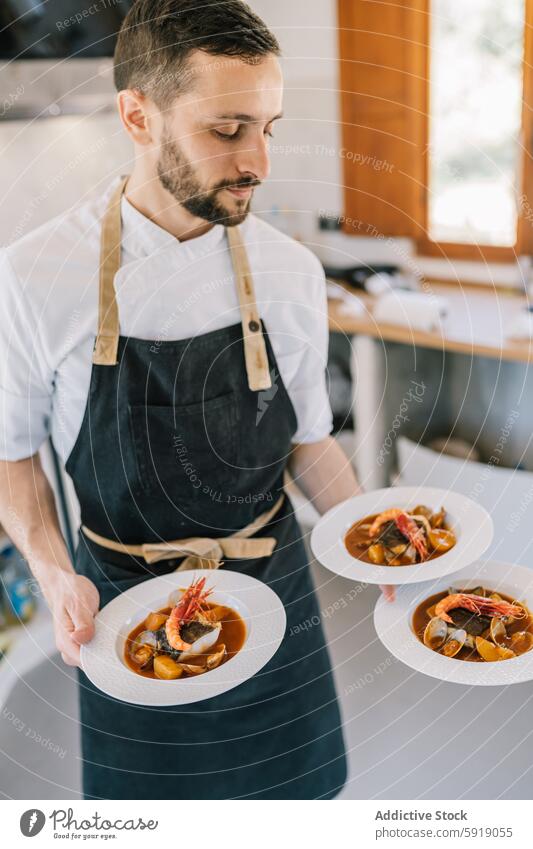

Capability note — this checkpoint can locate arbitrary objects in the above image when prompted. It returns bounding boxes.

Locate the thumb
[69,602,96,645]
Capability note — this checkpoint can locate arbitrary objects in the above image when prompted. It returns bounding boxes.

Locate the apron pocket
[128,392,239,499]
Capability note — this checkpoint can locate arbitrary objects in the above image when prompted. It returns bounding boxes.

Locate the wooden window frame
[338,0,533,264]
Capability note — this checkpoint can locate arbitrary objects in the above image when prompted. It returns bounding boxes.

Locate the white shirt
[0,176,333,464]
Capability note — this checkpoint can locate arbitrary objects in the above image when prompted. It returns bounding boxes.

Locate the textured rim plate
[80,569,286,705]
[310,486,494,585]
[374,559,533,685]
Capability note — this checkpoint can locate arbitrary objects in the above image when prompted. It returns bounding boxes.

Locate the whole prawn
[435,592,526,625]
[165,577,213,651]
[369,509,428,561]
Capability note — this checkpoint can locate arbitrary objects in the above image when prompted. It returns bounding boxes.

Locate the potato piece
[368,543,385,565]
[145,612,168,631]
[430,507,446,529]
[428,528,456,553]
[153,655,183,679]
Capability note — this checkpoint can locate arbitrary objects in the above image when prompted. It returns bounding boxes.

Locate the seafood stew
[125,577,246,679]
[413,586,533,662]
[345,504,456,566]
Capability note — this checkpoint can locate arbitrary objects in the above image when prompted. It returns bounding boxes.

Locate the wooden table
[327,281,533,488]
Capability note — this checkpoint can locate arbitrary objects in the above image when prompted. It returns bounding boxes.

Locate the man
[0,0,393,799]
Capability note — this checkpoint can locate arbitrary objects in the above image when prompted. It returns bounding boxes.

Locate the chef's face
[154,51,283,226]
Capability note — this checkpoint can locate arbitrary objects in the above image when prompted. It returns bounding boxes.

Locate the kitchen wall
[0,56,131,242]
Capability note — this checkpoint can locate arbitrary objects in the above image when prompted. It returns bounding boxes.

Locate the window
[427,0,524,247]
[338,0,533,262]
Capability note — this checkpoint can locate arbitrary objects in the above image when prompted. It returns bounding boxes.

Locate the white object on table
[326,281,346,300]
[338,294,365,317]
[364,272,395,296]
[326,281,366,317]
[505,310,533,339]
[373,289,449,332]
[364,271,420,296]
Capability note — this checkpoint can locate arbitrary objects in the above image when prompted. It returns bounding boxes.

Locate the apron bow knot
[138,535,277,569]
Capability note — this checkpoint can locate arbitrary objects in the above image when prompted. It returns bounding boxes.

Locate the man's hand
[286,440,397,605]
[45,572,100,667]
[379,584,396,602]
[0,456,100,667]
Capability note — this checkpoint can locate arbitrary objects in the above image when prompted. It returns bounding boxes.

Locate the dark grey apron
[65,176,347,799]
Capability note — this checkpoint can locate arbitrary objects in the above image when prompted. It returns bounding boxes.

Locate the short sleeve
[287,256,333,444]
[0,250,53,460]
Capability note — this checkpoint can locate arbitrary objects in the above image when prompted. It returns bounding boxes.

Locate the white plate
[80,569,286,705]
[374,559,533,685]
[310,486,493,585]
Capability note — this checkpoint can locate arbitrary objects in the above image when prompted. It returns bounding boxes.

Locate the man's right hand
[45,572,100,667]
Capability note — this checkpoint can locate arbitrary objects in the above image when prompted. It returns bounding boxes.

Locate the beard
[156,127,259,226]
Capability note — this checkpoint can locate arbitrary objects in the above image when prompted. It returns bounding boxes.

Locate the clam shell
[423,617,448,650]
[177,663,206,675]
[206,643,227,670]
[489,617,507,646]
[508,631,533,654]
[475,636,515,662]
[129,630,158,668]
[441,629,466,657]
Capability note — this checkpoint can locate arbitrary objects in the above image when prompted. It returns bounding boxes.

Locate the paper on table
[505,311,533,340]
[373,289,449,332]
[327,281,366,316]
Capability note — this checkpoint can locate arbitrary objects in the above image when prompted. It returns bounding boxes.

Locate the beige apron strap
[93,178,271,384]
[93,175,129,365]
[226,225,272,391]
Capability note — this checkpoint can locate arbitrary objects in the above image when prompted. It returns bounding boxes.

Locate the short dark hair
[114,0,280,108]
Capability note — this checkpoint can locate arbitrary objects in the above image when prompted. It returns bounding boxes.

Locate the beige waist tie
[81,494,285,570]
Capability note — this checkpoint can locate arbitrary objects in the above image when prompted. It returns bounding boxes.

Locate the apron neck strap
[226,225,272,391]
[93,176,272,392]
[93,175,127,365]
